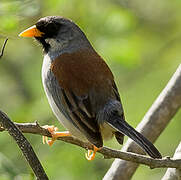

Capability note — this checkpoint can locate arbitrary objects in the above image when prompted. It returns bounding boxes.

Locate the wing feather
[46,70,103,147]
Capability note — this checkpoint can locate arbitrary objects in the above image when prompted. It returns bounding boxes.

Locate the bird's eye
[36,21,61,38]
[46,23,57,31]
[46,22,61,38]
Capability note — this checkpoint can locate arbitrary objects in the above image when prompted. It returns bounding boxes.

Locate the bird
[19,16,162,161]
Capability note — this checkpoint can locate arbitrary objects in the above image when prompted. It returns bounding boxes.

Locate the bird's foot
[85,146,101,161]
[42,125,70,146]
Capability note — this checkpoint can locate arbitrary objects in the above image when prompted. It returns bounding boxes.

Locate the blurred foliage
[0,0,181,179]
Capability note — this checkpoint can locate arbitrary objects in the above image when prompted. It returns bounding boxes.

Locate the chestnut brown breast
[50,49,114,97]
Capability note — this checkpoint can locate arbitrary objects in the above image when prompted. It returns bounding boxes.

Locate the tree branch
[0,110,49,180]
[0,120,181,169]
[162,142,181,180]
[103,64,181,180]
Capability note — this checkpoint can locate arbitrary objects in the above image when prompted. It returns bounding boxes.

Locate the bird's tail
[107,115,162,159]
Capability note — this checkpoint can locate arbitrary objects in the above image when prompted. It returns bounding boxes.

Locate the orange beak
[19,25,44,37]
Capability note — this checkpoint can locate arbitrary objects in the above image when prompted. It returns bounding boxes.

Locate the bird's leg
[85,146,101,161]
[42,125,71,146]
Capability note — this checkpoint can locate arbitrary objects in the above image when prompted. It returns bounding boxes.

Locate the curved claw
[42,125,70,146]
[85,146,101,161]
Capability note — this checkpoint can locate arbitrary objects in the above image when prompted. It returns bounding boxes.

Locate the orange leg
[85,146,102,161]
[42,125,71,146]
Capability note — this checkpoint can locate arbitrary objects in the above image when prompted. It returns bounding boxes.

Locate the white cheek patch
[45,38,70,60]
[45,38,62,51]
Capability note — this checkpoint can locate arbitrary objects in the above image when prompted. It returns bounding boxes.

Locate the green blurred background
[0,0,181,179]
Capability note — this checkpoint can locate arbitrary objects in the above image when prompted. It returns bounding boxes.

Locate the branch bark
[0,110,49,180]
[1,121,181,170]
[162,142,181,180]
[103,64,181,180]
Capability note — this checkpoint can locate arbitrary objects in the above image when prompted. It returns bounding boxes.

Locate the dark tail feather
[107,116,162,159]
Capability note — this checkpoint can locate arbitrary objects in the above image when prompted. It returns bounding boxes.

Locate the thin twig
[0,110,49,180]
[0,38,8,58]
[1,121,181,169]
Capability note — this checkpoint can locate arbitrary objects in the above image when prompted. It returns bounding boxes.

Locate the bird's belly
[48,91,86,139]
[100,123,114,141]
[41,55,87,141]
[44,84,87,141]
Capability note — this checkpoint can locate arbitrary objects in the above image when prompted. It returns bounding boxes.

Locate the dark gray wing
[112,81,125,144]
[45,70,103,147]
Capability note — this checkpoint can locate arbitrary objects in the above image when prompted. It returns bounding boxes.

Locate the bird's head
[19,16,91,58]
